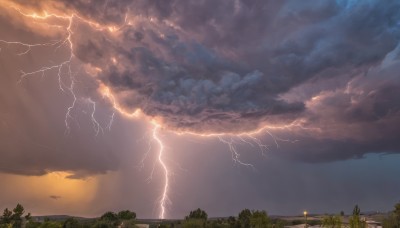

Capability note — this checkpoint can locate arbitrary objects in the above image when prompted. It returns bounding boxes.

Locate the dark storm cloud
[58,0,400,134]
[56,0,400,160]
[1,0,400,175]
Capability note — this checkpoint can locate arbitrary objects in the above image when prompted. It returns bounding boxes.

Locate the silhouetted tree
[1,208,12,224]
[10,204,24,228]
[183,208,207,228]
[24,213,32,222]
[100,212,118,221]
[353,205,360,216]
[117,210,136,220]
[185,208,208,220]
[100,211,120,227]
[238,209,251,228]
[249,210,269,228]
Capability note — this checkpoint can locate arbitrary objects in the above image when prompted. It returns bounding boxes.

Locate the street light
[303,211,308,228]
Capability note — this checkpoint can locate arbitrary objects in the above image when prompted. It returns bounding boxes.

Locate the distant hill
[32,215,95,221]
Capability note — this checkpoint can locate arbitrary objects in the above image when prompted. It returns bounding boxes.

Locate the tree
[117,210,136,220]
[11,204,24,221]
[238,209,251,228]
[24,213,32,222]
[100,211,120,227]
[352,205,360,216]
[249,210,269,228]
[322,215,341,228]
[10,204,24,228]
[1,208,12,224]
[62,218,79,228]
[185,208,208,220]
[349,205,366,228]
[227,216,237,227]
[183,208,207,228]
[100,211,118,221]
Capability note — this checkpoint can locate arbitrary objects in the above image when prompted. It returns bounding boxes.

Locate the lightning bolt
[151,122,169,219]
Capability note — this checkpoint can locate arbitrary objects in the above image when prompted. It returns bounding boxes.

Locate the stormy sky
[0,0,400,218]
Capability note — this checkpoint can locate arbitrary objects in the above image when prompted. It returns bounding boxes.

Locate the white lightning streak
[152,123,169,219]
[88,98,103,136]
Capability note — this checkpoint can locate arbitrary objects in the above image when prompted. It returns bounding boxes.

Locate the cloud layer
[63,0,400,134]
[1,0,400,175]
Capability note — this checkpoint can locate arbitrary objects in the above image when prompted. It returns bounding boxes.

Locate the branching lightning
[0,2,315,219]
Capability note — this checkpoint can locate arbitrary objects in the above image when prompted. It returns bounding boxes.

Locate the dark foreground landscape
[1,203,399,228]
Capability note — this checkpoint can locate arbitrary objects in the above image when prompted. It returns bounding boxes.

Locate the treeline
[0,204,137,228]
[1,202,400,228]
[163,208,319,227]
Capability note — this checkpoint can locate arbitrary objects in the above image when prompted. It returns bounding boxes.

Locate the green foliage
[0,224,12,228]
[227,216,238,227]
[182,218,206,228]
[352,205,360,216]
[25,221,41,228]
[117,210,136,220]
[249,210,269,228]
[99,211,120,227]
[383,203,400,228]
[349,205,366,228]
[238,209,252,228]
[237,209,270,228]
[185,208,208,221]
[322,215,342,228]
[382,213,398,228]
[25,213,32,222]
[271,219,285,228]
[1,208,12,224]
[92,220,115,228]
[100,212,118,222]
[206,220,230,228]
[62,218,79,228]
[183,208,208,228]
[1,204,31,228]
[11,204,24,222]
[38,221,62,228]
